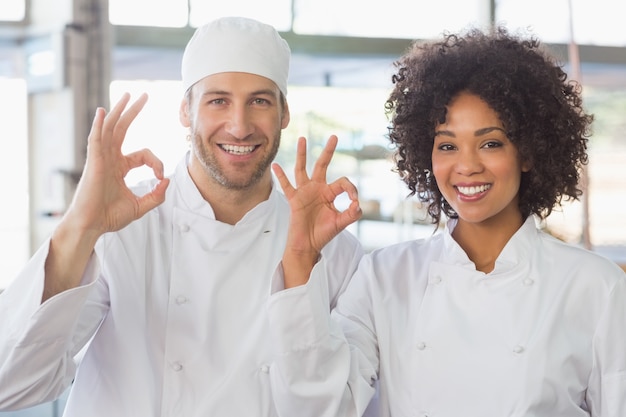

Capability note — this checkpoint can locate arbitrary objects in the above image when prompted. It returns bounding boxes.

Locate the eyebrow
[435,126,506,138]
[200,88,278,98]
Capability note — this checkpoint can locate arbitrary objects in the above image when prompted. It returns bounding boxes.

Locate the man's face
[180,72,290,191]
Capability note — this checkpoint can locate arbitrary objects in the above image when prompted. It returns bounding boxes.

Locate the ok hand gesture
[272,135,361,288]
[66,92,170,239]
[43,93,169,301]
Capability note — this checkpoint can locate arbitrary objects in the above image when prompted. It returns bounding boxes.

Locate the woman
[270,27,626,417]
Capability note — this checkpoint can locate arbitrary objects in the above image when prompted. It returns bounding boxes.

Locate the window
[0,0,25,21]
[109,0,292,29]
[0,79,28,290]
[496,0,626,46]
[110,80,189,186]
[110,0,188,27]
[189,0,292,30]
[293,0,489,39]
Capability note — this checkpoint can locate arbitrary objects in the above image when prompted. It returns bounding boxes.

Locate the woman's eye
[483,140,503,149]
[438,144,455,151]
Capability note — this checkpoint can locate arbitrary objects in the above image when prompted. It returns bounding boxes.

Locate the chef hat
[181,16,291,96]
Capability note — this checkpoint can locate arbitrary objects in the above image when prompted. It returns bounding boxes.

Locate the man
[0,17,363,416]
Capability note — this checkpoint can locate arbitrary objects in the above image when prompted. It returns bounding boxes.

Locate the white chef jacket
[268,216,626,417]
[0,154,364,416]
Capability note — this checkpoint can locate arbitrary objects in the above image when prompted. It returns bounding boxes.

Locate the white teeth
[221,144,256,155]
[457,184,491,196]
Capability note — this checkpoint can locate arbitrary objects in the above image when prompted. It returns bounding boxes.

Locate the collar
[442,216,538,274]
[173,151,282,225]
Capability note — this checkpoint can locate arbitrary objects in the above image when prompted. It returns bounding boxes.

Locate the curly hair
[385,26,593,224]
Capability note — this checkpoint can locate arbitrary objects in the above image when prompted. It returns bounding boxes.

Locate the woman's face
[432,92,530,227]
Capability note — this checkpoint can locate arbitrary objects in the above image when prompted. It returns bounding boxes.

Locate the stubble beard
[191,130,281,191]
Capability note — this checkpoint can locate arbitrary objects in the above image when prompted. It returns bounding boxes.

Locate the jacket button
[513,345,525,354]
[416,342,426,350]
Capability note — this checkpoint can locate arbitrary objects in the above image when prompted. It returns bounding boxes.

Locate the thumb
[136,178,170,217]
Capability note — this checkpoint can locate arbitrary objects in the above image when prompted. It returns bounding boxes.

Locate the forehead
[191,72,281,96]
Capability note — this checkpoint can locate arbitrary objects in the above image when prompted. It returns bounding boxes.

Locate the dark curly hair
[385,26,592,224]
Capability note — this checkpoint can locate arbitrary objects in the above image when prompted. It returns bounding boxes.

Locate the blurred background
[0,1,625,412]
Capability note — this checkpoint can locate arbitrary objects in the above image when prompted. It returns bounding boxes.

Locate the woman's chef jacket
[269,216,626,417]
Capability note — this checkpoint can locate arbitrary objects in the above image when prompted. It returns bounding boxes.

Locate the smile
[456,184,491,196]
[220,144,257,155]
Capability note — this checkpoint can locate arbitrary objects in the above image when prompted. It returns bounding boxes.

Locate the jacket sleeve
[586,268,626,417]
[268,251,378,417]
[0,239,108,411]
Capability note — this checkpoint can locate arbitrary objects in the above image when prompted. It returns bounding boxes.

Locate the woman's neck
[451,214,524,273]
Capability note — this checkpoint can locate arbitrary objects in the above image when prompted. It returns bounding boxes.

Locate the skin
[43,93,168,302]
[180,72,290,224]
[42,72,362,302]
[432,92,530,273]
[274,136,362,288]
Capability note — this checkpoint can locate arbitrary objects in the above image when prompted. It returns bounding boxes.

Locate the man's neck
[189,170,273,225]
[207,182,273,224]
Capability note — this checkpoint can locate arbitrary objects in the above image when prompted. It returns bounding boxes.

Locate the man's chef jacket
[0,154,364,416]
[269,216,626,417]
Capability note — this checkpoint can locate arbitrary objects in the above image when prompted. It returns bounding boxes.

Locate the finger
[111,93,149,147]
[125,149,165,179]
[311,135,338,182]
[328,176,360,202]
[102,93,132,138]
[327,176,361,229]
[293,137,310,186]
[136,178,170,217]
[271,162,295,198]
[87,107,106,145]
[336,199,363,229]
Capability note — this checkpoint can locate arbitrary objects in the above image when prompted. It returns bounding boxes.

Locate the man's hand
[67,92,169,236]
[43,93,170,301]
[272,135,361,288]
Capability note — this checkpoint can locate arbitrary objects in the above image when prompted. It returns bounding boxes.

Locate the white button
[175,295,188,305]
[431,276,442,284]
[416,342,426,350]
[260,364,270,373]
[512,345,525,354]
[179,224,190,233]
[172,362,183,371]
[523,278,534,286]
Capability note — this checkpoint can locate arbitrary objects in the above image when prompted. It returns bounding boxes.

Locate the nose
[455,149,483,175]
[224,104,254,139]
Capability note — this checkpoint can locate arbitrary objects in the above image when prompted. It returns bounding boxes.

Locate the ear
[179,98,191,128]
[521,159,532,173]
[281,101,290,129]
